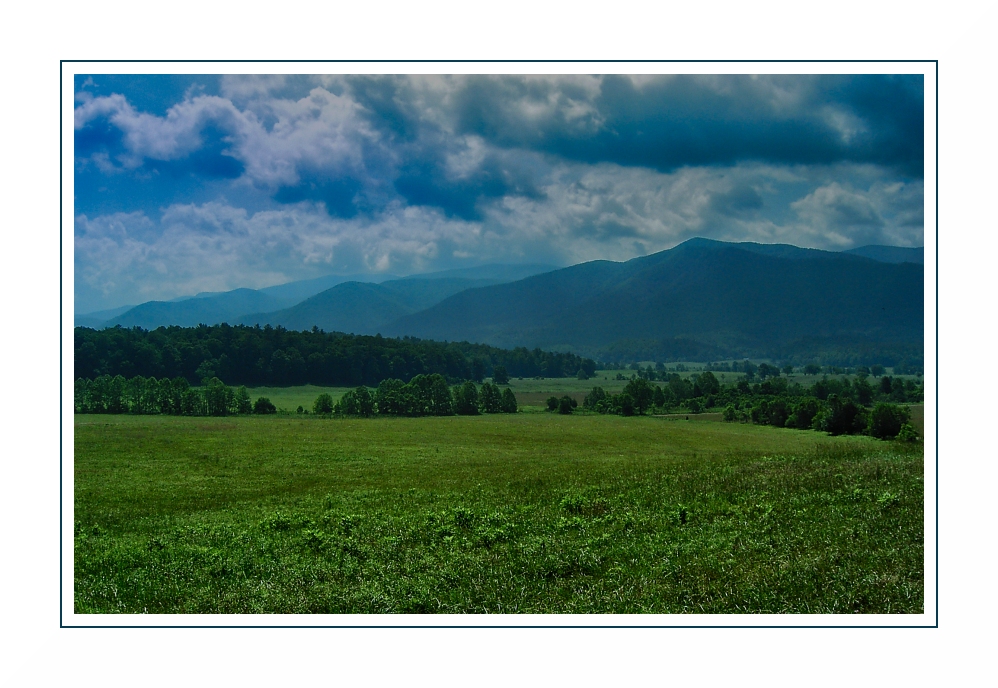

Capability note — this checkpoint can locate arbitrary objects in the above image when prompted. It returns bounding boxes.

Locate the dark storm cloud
[442,74,924,177]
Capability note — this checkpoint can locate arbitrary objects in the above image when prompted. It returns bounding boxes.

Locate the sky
[73,73,925,313]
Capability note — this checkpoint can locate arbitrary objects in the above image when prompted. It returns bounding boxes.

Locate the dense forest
[74,325,597,387]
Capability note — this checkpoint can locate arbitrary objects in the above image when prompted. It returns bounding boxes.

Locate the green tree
[471,359,486,383]
[577,368,590,381]
[500,387,518,413]
[786,398,820,429]
[203,377,231,416]
[868,403,911,439]
[558,396,575,414]
[623,377,655,414]
[235,386,253,414]
[429,374,455,416]
[692,371,720,397]
[853,377,874,406]
[583,387,608,410]
[618,393,636,417]
[821,394,867,435]
[492,365,510,385]
[757,363,780,380]
[375,378,406,415]
[313,393,334,415]
[454,381,480,415]
[546,396,559,412]
[480,381,503,413]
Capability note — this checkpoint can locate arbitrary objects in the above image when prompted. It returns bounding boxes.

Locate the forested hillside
[74,325,596,387]
[384,238,923,365]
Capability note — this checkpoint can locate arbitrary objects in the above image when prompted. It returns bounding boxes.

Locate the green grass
[74,413,923,614]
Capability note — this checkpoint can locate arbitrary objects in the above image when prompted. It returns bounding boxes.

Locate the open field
[75,413,923,614]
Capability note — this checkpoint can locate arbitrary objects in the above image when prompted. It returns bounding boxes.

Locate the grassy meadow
[74,409,923,614]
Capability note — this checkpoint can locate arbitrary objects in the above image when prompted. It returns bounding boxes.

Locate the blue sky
[74,74,924,313]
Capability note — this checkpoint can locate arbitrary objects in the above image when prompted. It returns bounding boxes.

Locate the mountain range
[78,263,556,331]
[75,241,923,363]
[382,239,923,360]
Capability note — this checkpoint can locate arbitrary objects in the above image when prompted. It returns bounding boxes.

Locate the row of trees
[579,373,920,440]
[74,375,276,416]
[74,374,519,418]
[328,377,518,417]
[75,325,596,387]
[726,396,916,440]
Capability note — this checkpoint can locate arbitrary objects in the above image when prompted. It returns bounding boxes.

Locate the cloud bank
[74,74,924,312]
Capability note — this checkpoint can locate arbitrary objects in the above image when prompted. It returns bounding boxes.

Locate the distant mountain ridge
[843,245,923,264]
[239,277,503,333]
[81,263,559,331]
[381,238,923,363]
[76,241,923,365]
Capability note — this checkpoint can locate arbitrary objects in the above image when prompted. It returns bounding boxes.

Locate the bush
[896,422,919,442]
[558,396,575,415]
[253,397,276,414]
[546,396,559,412]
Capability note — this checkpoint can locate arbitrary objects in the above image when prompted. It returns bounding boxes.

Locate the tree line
[579,372,921,440]
[75,375,258,416]
[75,324,596,387]
[74,373,518,418]
[330,377,517,417]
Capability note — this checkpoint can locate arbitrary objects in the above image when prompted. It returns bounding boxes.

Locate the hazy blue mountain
[383,238,924,360]
[257,272,398,303]
[396,263,559,282]
[82,265,555,330]
[74,304,135,328]
[239,277,504,334]
[106,289,291,329]
[843,245,924,264]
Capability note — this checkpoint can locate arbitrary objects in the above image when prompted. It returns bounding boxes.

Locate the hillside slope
[383,238,923,361]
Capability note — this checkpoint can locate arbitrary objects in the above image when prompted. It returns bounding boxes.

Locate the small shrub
[896,422,919,442]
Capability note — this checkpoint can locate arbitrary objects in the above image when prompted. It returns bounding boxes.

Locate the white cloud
[74,87,379,188]
[75,159,925,311]
[74,201,484,309]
